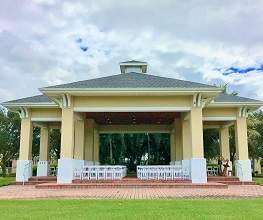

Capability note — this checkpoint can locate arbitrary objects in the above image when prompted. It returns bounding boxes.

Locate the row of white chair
[137,165,190,180]
[74,165,127,180]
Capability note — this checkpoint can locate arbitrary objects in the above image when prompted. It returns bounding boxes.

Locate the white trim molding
[202,116,236,121]
[31,117,62,122]
[74,106,191,112]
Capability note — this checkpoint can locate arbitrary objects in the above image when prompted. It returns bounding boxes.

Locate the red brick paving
[1,185,263,199]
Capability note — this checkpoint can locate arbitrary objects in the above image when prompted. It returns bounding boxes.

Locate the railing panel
[137,165,190,180]
[74,165,127,180]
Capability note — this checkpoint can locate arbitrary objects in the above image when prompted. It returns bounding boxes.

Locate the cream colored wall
[74,95,192,108]
[203,107,237,117]
[31,108,61,119]
[19,112,33,160]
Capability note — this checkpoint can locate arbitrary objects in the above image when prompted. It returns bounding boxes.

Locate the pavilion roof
[41,72,217,90]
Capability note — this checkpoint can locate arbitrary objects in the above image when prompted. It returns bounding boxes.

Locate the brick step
[208,177,240,182]
[217,181,256,185]
[28,176,57,182]
[36,182,227,189]
[73,179,190,184]
[16,181,50,185]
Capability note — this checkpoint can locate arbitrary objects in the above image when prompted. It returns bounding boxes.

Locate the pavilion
[2,60,263,184]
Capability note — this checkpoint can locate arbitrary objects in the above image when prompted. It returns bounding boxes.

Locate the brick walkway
[1,185,263,199]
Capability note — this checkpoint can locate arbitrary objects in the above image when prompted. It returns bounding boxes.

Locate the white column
[189,107,207,183]
[57,106,84,184]
[16,109,33,182]
[235,114,252,181]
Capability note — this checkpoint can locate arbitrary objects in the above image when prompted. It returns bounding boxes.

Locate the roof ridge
[41,72,217,90]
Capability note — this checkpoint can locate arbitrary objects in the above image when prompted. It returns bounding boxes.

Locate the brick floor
[1,185,263,199]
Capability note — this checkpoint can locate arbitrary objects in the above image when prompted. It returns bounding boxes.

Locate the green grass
[0,176,15,187]
[253,177,263,185]
[0,199,263,220]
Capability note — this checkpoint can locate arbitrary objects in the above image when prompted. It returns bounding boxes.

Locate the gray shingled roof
[42,72,217,89]
[2,94,262,105]
[3,95,53,104]
[214,94,261,103]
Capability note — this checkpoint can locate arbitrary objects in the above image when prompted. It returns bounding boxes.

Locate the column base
[170,161,182,165]
[37,161,49,177]
[235,160,252,181]
[190,158,207,183]
[16,160,32,182]
[84,161,100,165]
[57,159,84,184]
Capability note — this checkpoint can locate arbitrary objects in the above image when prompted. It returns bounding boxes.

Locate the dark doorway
[99,133,170,174]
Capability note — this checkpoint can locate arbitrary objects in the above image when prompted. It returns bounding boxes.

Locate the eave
[40,87,223,97]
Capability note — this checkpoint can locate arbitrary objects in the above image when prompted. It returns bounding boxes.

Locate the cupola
[119,60,147,73]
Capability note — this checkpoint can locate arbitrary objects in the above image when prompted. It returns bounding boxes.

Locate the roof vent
[119,60,147,73]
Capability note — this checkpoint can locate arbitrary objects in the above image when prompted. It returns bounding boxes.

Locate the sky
[1,0,263,102]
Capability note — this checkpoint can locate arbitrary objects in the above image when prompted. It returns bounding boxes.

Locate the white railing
[137,165,190,180]
[207,166,219,176]
[23,161,32,185]
[74,165,127,180]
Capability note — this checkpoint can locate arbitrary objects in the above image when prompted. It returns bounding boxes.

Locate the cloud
[0,0,263,102]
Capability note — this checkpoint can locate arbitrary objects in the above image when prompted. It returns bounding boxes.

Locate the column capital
[18,107,30,119]
[51,94,72,108]
[237,106,248,118]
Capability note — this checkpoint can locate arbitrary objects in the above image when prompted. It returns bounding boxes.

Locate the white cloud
[0,0,263,102]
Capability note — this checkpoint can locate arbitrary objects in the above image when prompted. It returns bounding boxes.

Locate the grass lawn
[0,199,262,220]
[0,176,15,187]
[253,177,263,185]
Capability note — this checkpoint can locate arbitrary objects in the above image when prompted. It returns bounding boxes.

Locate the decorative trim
[2,103,57,108]
[74,106,191,112]
[202,116,236,121]
[193,93,202,107]
[31,117,61,122]
[238,106,248,117]
[41,88,223,93]
[19,107,29,119]
[61,94,71,108]
[208,102,263,107]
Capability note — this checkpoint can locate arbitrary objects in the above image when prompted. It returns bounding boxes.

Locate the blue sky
[0,0,263,102]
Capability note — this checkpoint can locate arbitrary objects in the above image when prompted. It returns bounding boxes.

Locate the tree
[0,109,20,176]
[49,129,61,161]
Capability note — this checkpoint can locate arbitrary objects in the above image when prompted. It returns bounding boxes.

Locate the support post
[219,126,230,160]
[189,107,207,183]
[16,110,33,182]
[74,118,85,160]
[175,117,183,161]
[170,131,176,163]
[235,114,252,181]
[57,106,84,183]
[37,126,50,176]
